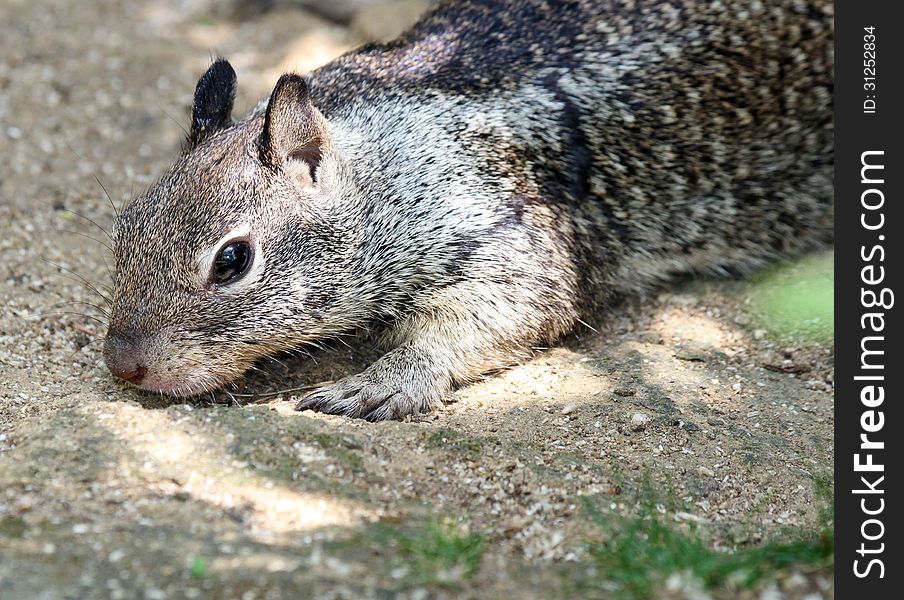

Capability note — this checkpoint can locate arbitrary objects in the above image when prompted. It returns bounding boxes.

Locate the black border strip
[836,1,903,596]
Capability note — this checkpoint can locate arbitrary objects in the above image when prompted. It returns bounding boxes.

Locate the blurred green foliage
[190,556,207,578]
[747,252,833,343]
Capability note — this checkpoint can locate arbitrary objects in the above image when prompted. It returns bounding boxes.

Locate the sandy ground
[0,1,833,598]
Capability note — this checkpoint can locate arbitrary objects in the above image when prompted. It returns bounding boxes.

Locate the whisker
[45,269,112,302]
[61,209,113,242]
[42,299,111,318]
[60,229,114,255]
[159,103,190,139]
[42,258,112,305]
[100,252,115,284]
[92,174,120,219]
[575,317,600,333]
[224,389,240,407]
[33,311,109,327]
[263,354,290,371]
[230,382,334,401]
[61,139,122,220]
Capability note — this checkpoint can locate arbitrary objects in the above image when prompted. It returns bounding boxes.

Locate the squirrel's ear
[259,73,326,187]
[188,58,237,149]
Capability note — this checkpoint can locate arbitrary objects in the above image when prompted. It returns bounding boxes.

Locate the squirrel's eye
[211,241,252,285]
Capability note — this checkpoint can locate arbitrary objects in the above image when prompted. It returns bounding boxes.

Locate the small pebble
[144,588,166,600]
[630,412,649,431]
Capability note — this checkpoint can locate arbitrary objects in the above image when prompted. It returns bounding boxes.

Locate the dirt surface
[0,1,834,598]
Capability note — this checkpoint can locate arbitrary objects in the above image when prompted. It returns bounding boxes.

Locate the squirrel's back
[308,0,833,306]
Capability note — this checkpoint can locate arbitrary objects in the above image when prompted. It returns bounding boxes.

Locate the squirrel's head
[104,59,358,396]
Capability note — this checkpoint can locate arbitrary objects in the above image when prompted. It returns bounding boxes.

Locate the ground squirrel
[103,0,834,420]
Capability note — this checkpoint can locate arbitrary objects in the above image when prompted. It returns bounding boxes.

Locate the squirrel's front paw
[295,350,447,421]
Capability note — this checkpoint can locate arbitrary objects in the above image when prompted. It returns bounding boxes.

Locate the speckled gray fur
[106,0,833,420]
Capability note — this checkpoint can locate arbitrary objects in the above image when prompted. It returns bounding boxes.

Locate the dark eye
[211,241,252,285]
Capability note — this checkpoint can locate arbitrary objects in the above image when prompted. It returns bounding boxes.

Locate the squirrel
[103,0,833,420]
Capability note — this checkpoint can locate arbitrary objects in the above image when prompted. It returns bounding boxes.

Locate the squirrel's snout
[104,330,149,385]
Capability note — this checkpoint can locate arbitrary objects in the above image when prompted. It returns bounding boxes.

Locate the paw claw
[295,391,327,412]
[362,406,387,422]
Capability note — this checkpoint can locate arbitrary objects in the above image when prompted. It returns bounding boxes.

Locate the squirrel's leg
[296,275,579,420]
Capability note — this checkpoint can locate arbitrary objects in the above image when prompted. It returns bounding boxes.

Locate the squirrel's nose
[103,330,148,385]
